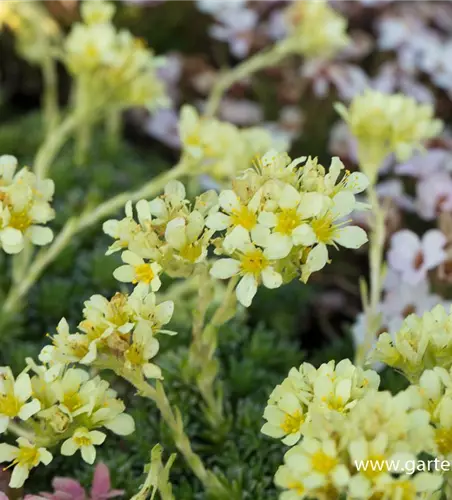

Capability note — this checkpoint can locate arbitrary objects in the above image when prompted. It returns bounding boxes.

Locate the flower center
[275,209,301,235]
[63,391,83,412]
[134,263,155,284]
[311,216,335,244]
[9,209,32,231]
[125,343,145,366]
[280,410,304,434]
[0,393,20,417]
[230,206,257,231]
[413,250,424,270]
[69,339,89,359]
[74,435,92,447]
[311,451,337,474]
[179,242,203,263]
[15,446,40,467]
[240,249,268,276]
[436,427,452,455]
[362,454,388,479]
[288,481,305,495]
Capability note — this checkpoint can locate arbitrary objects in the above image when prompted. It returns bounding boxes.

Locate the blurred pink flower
[372,62,434,104]
[415,172,452,221]
[381,280,450,332]
[144,109,181,149]
[387,229,447,284]
[219,98,263,125]
[395,149,452,179]
[25,463,123,500]
[301,60,368,101]
[197,0,246,15]
[264,106,304,145]
[209,6,258,58]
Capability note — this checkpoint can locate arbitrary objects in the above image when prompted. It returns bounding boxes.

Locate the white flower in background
[65,23,116,74]
[61,427,106,464]
[210,237,282,307]
[81,0,115,25]
[196,0,246,15]
[387,229,447,285]
[113,250,162,293]
[0,154,55,254]
[209,6,258,59]
[415,172,452,221]
[0,438,52,488]
[0,370,41,432]
[283,0,350,59]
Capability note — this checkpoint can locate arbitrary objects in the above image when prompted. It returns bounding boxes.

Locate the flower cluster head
[209,151,369,306]
[261,359,380,446]
[0,155,55,254]
[179,105,283,184]
[105,151,368,308]
[265,360,442,500]
[369,304,452,383]
[282,0,349,59]
[0,362,134,488]
[39,288,175,381]
[65,1,167,111]
[336,90,443,177]
[0,1,61,64]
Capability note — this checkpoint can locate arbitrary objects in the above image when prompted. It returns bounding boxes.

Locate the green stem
[33,112,80,179]
[7,421,35,441]
[204,45,288,117]
[189,275,238,426]
[106,108,122,153]
[115,367,230,498]
[41,56,59,134]
[2,161,191,316]
[354,183,386,367]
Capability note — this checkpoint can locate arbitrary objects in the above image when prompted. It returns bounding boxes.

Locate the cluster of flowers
[370,304,452,383]
[0,155,54,254]
[65,1,167,111]
[197,0,349,61]
[262,359,444,499]
[0,363,134,489]
[104,150,369,308]
[179,105,285,185]
[40,289,175,382]
[335,89,442,175]
[0,1,61,64]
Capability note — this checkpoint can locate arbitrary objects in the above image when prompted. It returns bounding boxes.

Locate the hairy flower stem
[188,274,239,427]
[116,368,231,499]
[204,45,288,117]
[1,161,191,317]
[7,421,35,441]
[33,112,80,180]
[355,182,386,367]
[41,56,59,135]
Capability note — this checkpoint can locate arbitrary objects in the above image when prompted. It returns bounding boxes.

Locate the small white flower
[113,250,162,293]
[0,438,52,488]
[210,240,282,307]
[61,427,106,464]
[0,370,41,433]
